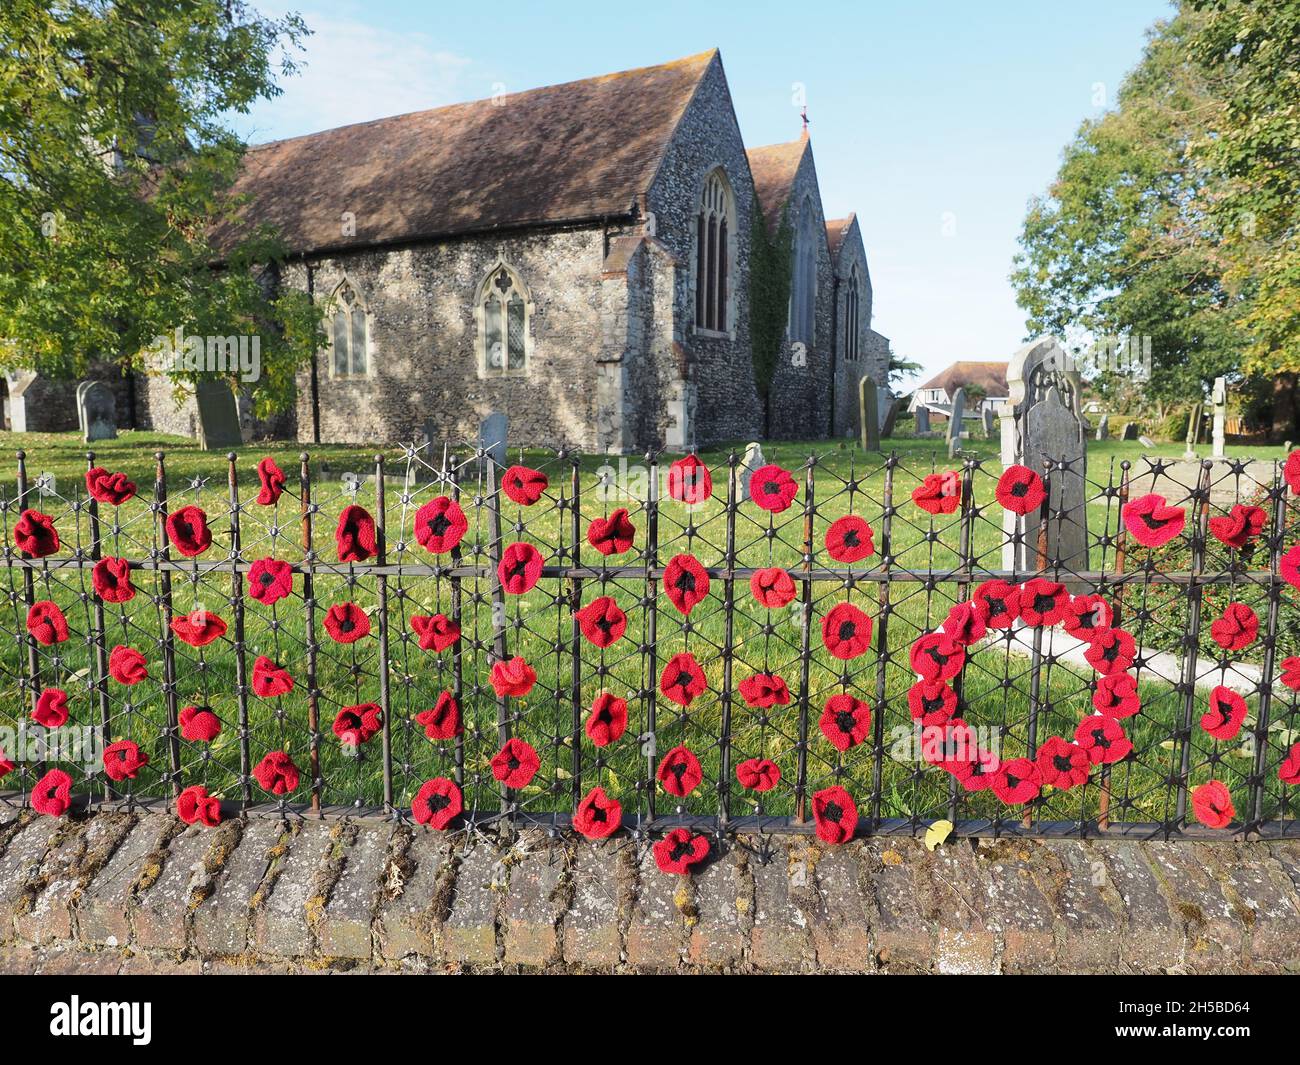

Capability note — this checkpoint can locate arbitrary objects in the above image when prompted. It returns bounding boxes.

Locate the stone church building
[7,50,891,450]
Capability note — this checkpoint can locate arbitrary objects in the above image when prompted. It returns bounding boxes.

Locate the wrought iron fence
[2,441,1298,841]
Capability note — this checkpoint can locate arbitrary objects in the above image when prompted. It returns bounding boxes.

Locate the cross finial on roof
[800,106,809,132]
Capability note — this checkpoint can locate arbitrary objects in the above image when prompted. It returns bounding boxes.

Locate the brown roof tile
[918,361,1010,396]
[825,213,854,261]
[211,51,717,256]
[746,135,807,229]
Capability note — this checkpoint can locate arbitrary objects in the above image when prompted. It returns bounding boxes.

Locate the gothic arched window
[695,169,735,334]
[845,264,861,361]
[790,198,817,345]
[330,280,368,378]
[478,263,531,375]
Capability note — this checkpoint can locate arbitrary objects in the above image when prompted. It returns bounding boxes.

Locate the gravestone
[914,405,930,434]
[77,381,116,443]
[733,441,765,500]
[945,391,965,458]
[194,379,242,451]
[1183,403,1201,460]
[1095,413,1109,442]
[1138,435,1156,449]
[981,406,995,437]
[1211,376,1227,459]
[880,393,899,438]
[479,412,508,467]
[998,336,1089,575]
[858,377,880,451]
[1122,421,1139,441]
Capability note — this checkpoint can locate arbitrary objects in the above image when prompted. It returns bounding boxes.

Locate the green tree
[0,0,322,417]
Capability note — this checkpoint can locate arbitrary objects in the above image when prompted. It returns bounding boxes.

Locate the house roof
[209,51,718,256]
[825,214,855,261]
[745,135,807,228]
[917,361,1009,396]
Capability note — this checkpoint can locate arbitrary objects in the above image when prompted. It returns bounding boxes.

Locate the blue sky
[234,0,1175,388]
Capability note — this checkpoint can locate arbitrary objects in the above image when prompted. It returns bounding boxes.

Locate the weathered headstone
[194,379,242,451]
[1183,402,1201,460]
[858,377,880,452]
[1138,435,1156,449]
[77,381,116,443]
[998,337,1089,575]
[1122,421,1139,441]
[880,392,899,438]
[945,391,965,458]
[981,406,995,437]
[733,441,765,499]
[1211,376,1227,459]
[914,405,930,434]
[479,412,508,467]
[1095,413,1109,442]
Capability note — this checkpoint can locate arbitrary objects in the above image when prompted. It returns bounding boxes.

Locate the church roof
[746,136,808,229]
[825,214,855,261]
[917,361,1010,397]
[210,51,718,256]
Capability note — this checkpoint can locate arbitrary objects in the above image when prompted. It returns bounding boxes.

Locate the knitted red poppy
[1092,672,1141,718]
[414,496,468,554]
[1061,594,1112,638]
[1286,449,1300,495]
[1019,578,1069,627]
[491,737,540,789]
[502,465,548,506]
[1201,685,1248,741]
[92,557,134,603]
[32,688,69,729]
[1208,504,1266,550]
[909,632,965,683]
[85,467,137,506]
[587,508,636,556]
[921,718,981,778]
[324,601,370,643]
[1084,627,1136,675]
[749,464,798,513]
[416,692,462,740]
[26,601,69,646]
[992,756,1041,804]
[1035,736,1089,790]
[911,472,960,515]
[573,786,622,839]
[941,600,987,646]
[825,516,875,563]
[667,455,712,504]
[750,567,796,609]
[171,609,227,647]
[247,557,293,605]
[995,464,1046,515]
[1075,714,1132,764]
[333,703,383,747]
[165,505,212,557]
[736,758,781,791]
[255,456,286,506]
[1284,544,1300,591]
[821,602,873,660]
[1279,743,1300,786]
[576,595,627,648]
[972,579,1021,628]
[738,672,790,709]
[498,541,543,594]
[1282,656,1300,691]
[14,509,59,557]
[32,769,72,817]
[0,751,13,779]
[252,655,294,697]
[957,750,1000,792]
[411,613,460,651]
[585,692,628,747]
[659,652,707,706]
[490,656,536,697]
[812,786,858,844]
[103,739,149,782]
[907,680,957,724]
[656,745,703,797]
[1210,601,1258,651]
[335,504,377,563]
[177,784,221,827]
[653,828,709,875]
[179,705,222,742]
[253,750,300,796]
[819,694,873,750]
[412,777,462,829]
[663,553,710,615]
[108,644,148,685]
[1122,493,1185,548]
[1191,779,1234,829]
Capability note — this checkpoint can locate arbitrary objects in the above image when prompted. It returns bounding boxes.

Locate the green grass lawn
[1,426,1297,832]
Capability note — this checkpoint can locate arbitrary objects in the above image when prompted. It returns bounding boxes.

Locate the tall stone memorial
[1211,377,1227,459]
[859,376,880,452]
[997,337,1089,575]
